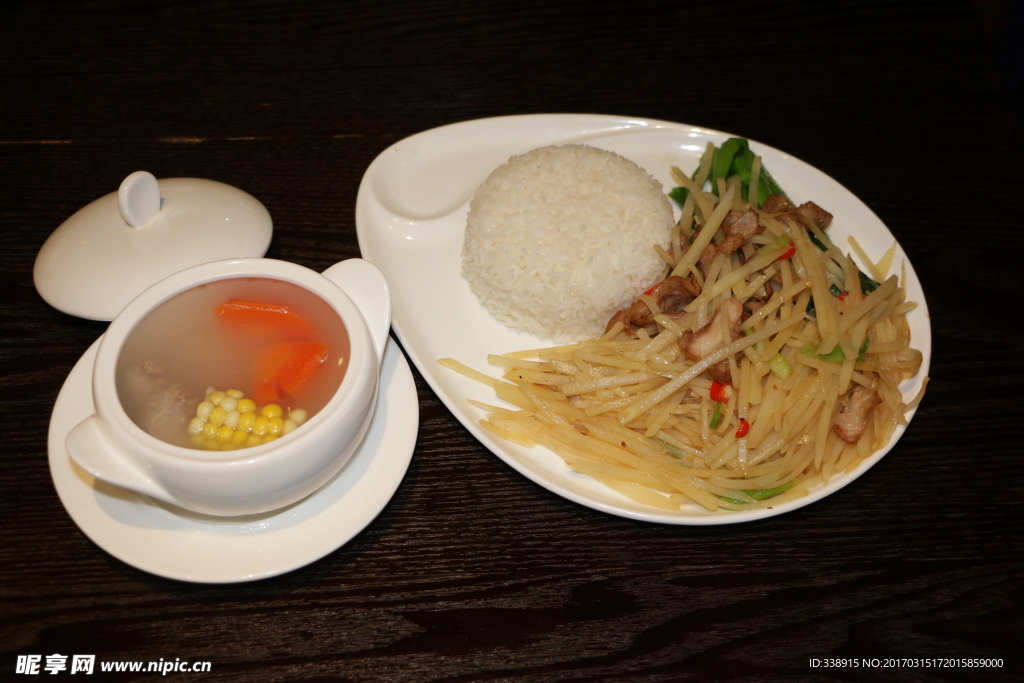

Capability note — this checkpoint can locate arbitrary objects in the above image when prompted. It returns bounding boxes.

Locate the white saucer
[48,335,418,583]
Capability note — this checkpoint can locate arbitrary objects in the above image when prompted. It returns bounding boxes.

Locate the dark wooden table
[2,1,1022,680]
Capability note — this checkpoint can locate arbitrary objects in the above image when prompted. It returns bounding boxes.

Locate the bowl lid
[33,171,274,321]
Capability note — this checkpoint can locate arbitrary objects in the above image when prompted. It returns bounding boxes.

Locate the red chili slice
[775,245,796,261]
[710,380,732,403]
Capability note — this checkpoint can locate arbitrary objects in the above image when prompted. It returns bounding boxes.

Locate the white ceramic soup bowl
[66,257,391,516]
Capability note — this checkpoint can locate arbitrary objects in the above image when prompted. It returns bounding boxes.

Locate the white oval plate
[356,114,931,525]
[49,336,418,582]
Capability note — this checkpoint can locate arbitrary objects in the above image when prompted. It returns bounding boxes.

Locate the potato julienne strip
[815,388,839,470]
[671,166,716,224]
[670,184,737,278]
[467,399,514,414]
[744,432,787,468]
[676,193,696,235]
[589,414,683,460]
[633,327,680,362]
[838,275,899,335]
[501,343,580,360]
[438,357,499,388]
[847,235,883,283]
[654,243,675,268]
[583,393,650,416]
[793,228,839,351]
[503,369,575,387]
[480,416,537,447]
[494,381,534,411]
[693,142,716,187]
[538,419,721,509]
[644,391,684,438]
[562,371,665,396]
[891,301,917,317]
[574,349,651,373]
[793,352,872,388]
[751,294,810,363]
[690,235,794,306]
[653,313,688,338]
[568,459,676,492]
[733,265,776,301]
[487,354,548,371]
[590,475,685,510]
[741,280,810,330]
[690,254,726,329]
[619,313,804,425]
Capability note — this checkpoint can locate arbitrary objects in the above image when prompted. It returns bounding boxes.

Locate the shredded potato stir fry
[443,144,927,513]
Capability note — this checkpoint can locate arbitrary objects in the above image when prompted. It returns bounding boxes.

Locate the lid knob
[118,171,161,227]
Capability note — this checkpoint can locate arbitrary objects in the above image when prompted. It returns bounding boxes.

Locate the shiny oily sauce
[115,277,350,449]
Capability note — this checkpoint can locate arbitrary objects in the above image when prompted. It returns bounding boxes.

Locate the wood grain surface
[2,1,1022,680]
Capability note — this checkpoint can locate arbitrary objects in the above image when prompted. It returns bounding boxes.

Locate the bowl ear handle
[66,415,179,504]
[321,259,391,363]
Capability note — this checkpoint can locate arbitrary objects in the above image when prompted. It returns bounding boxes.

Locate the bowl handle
[321,258,391,363]
[66,415,179,505]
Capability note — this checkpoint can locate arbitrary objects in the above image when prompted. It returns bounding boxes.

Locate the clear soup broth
[115,277,350,450]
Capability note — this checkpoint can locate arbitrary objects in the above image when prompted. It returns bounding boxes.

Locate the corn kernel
[214,425,233,443]
[252,415,269,437]
[203,439,220,451]
[237,398,256,413]
[260,403,283,419]
[224,409,240,429]
[220,396,238,412]
[196,401,214,420]
[209,390,227,406]
[282,419,298,435]
[187,417,206,435]
[226,389,244,399]
[267,416,284,436]
[245,434,262,448]
[209,406,228,426]
[190,434,206,448]
[262,434,279,445]
[288,408,307,425]
[232,429,249,446]
[201,421,218,438]
[237,411,257,433]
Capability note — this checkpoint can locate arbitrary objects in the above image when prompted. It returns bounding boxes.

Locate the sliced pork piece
[832,375,882,444]
[696,209,766,277]
[699,243,718,274]
[680,299,744,362]
[606,275,700,334]
[762,194,794,213]
[743,281,775,317]
[796,201,833,230]
[719,209,764,254]
[773,201,833,231]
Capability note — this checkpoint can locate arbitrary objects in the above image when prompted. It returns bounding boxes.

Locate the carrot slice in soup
[216,300,319,342]
[253,341,330,405]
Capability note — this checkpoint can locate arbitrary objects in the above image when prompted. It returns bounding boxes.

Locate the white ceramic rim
[91,257,375,466]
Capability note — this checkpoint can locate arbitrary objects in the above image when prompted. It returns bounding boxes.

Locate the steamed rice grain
[461,145,674,342]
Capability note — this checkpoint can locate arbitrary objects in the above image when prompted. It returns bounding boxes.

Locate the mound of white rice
[461,144,674,342]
